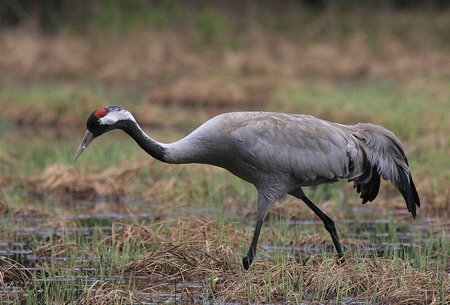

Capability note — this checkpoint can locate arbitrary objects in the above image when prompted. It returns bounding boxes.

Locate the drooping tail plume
[352,123,421,217]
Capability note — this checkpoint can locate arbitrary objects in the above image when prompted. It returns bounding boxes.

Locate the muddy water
[1,213,448,262]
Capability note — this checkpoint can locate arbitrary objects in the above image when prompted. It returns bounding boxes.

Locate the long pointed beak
[74,130,95,160]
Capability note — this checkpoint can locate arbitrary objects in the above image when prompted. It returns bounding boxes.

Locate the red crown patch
[94,108,108,118]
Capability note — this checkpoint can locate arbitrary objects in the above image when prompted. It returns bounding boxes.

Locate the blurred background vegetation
[0,0,449,86]
[1,0,449,32]
[0,0,448,213]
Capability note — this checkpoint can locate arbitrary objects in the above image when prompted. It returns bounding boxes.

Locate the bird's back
[188,112,359,192]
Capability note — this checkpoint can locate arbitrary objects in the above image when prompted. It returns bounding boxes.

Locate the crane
[75,105,421,270]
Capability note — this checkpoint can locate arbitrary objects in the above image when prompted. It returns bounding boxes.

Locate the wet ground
[1,210,448,303]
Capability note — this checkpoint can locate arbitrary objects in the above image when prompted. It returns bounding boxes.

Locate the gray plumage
[76,107,421,270]
[164,112,419,215]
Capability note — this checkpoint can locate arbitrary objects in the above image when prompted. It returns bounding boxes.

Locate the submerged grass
[0,219,448,304]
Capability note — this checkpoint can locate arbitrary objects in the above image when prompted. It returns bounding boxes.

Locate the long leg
[242,191,275,270]
[242,220,263,270]
[290,188,344,257]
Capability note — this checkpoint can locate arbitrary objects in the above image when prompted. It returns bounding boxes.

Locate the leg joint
[323,217,336,232]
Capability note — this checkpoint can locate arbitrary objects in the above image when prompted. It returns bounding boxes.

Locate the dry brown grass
[0,85,261,129]
[80,283,147,305]
[0,28,89,81]
[0,256,32,285]
[0,202,53,218]
[148,74,279,108]
[102,219,248,251]
[1,10,449,88]
[89,220,448,304]
[0,90,102,127]
[34,237,78,258]
[5,103,78,127]
[129,253,447,304]
[29,163,141,201]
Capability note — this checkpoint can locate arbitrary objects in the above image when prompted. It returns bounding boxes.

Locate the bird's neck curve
[119,119,204,164]
[119,120,168,162]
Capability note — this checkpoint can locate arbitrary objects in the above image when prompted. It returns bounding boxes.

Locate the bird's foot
[336,253,345,264]
[242,255,253,270]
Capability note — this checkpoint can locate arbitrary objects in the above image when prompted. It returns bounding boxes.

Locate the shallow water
[1,213,448,262]
[1,203,447,304]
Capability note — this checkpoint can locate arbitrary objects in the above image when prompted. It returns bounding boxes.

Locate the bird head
[75,105,135,160]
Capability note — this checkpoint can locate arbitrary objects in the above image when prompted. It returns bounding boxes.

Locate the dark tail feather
[411,176,420,208]
[354,165,381,204]
[398,173,421,218]
[364,169,380,204]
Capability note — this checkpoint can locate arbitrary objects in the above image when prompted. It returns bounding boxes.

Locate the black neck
[118,120,167,162]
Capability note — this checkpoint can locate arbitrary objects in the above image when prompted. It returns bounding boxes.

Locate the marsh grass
[0,78,449,304]
[0,219,448,304]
